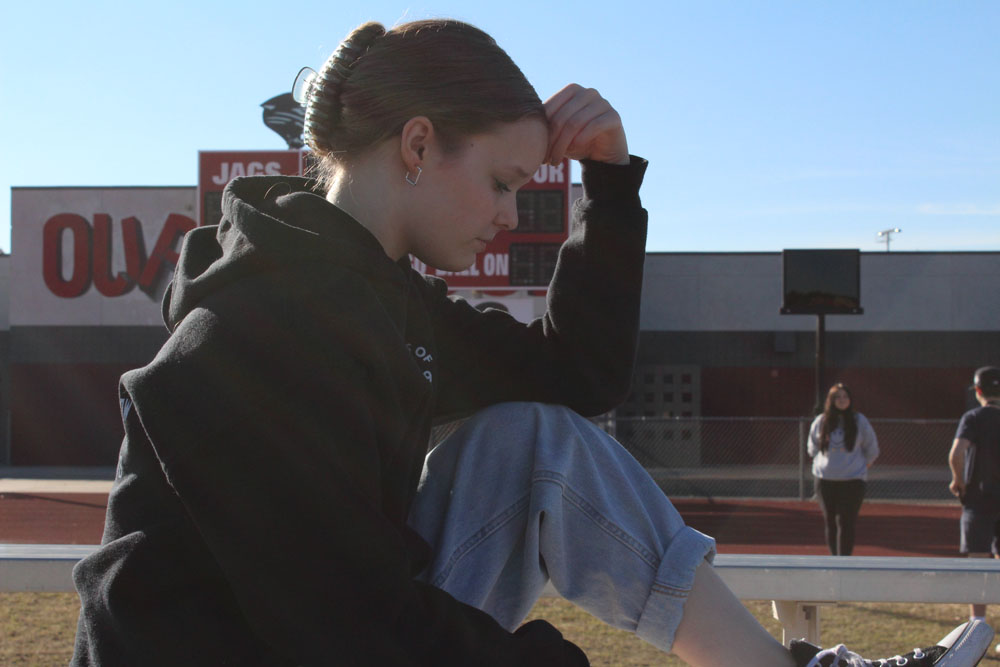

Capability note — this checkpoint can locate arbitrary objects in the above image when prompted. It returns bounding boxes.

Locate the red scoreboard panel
[411,158,570,290]
[198,150,309,226]
[198,150,570,290]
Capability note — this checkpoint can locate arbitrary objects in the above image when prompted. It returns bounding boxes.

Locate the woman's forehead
[468,119,547,171]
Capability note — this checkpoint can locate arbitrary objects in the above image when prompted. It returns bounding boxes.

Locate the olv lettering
[42,213,197,298]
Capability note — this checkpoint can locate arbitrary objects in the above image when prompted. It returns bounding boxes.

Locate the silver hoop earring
[405,166,422,186]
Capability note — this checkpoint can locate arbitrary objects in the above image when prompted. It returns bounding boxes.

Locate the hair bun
[303,22,386,154]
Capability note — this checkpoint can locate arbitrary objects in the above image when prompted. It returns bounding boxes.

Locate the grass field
[2,593,997,666]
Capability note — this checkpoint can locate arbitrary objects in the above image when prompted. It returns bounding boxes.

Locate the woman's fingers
[544,84,601,163]
[542,83,581,120]
[545,86,601,161]
[544,84,628,165]
[556,105,627,165]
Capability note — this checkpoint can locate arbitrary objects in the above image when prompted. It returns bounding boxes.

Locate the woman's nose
[495,197,519,231]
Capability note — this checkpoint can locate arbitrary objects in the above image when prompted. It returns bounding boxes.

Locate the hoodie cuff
[580,155,648,207]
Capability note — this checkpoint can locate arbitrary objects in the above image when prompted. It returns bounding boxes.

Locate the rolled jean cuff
[635,525,717,652]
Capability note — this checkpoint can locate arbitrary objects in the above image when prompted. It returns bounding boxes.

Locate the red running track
[0,490,964,557]
[673,498,962,556]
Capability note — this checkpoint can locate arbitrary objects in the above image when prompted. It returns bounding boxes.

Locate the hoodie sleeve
[427,157,649,419]
[116,270,587,667]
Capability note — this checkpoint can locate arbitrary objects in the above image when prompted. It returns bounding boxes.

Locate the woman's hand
[543,84,629,166]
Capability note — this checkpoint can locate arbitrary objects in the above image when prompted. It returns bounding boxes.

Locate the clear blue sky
[2,0,998,255]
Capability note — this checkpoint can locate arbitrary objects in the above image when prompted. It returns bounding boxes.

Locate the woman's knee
[455,402,598,449]
[429,403,560,473]
[436,402,622,476]
[469,401,582,427]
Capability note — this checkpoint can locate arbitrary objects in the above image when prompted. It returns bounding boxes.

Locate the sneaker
[790,619,994,667]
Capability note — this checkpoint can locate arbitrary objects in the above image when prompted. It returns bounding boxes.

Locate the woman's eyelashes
[494,178,511,194]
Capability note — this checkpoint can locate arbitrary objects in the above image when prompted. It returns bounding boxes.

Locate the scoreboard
[412,158,571,290]
[198,150,308,226]
[199,150,570,290]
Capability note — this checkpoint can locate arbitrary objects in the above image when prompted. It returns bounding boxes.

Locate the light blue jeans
[407,402,716,652]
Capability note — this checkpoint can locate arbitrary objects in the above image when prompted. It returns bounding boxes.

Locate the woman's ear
[399,116,434,177]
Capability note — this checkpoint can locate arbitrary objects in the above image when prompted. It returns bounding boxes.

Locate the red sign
[411,159,571,289]
[198,151,570,289]
[198,150,307,226]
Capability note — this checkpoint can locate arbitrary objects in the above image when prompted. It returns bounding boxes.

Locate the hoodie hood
[164,175,406,331]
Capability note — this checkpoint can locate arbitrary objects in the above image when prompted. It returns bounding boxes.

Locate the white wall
[11,187,196,327]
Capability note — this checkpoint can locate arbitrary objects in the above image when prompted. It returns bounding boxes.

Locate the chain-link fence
[607,416,957,501]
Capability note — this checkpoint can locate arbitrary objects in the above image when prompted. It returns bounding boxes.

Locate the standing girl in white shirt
[809,383,880,556]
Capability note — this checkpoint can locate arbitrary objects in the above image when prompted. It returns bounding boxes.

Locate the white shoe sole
[936,619,994,666]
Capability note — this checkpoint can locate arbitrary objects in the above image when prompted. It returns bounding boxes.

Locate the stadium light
[877,228,902,252]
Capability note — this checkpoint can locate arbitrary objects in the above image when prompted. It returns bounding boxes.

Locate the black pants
[816,478,867,556]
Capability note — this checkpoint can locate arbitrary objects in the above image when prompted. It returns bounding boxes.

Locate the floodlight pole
[814,314,825,415]
[781,248,864,497]
[877,228,901,253]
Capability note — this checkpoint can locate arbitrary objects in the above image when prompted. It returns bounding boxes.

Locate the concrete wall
[631,251,1000,420]
[640,251,1000,332]
[0,255,9,463]
[3,209,998,464]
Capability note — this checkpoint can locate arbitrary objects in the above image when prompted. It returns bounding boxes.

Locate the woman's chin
[414,247,477,274]
[436,257,477,273]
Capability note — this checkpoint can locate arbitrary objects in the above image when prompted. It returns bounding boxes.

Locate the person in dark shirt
[71,18,992,667]
[950,366,1000,624]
